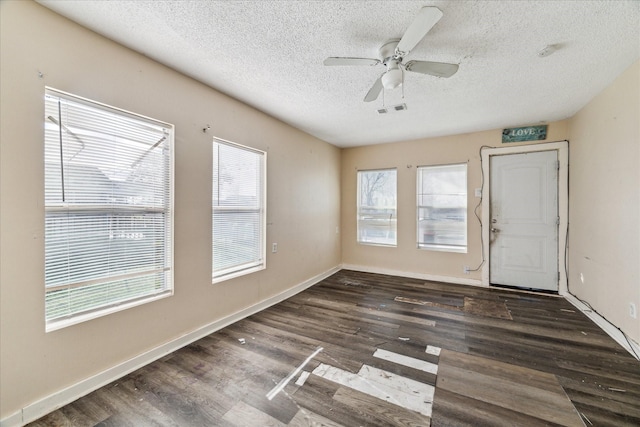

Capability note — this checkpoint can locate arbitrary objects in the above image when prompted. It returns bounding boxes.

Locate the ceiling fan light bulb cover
[382,69,403,89]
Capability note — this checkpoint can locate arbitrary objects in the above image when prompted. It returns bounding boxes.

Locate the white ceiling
[37,1,639,148]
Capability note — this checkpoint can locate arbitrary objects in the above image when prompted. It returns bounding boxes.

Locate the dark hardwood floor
[29,270,640,426]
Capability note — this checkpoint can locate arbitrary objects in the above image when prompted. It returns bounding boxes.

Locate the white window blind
[417,163,467,252]
[44,88,173,329]
[357,169,397,246]
[212,139,265,281]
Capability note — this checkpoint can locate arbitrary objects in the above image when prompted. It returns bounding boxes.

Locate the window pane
[417,164,467,251]
[213,143,261,208]
[45,212,168,288]
[213,140,265,280]
[357,169,397,246]
[44,89,173,325]
[213,211,261,273]
[46,270,169,321]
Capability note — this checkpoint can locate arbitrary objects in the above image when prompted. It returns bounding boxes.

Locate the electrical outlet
[630,303,637,319]
[463,266,470,274]
[272,243,278,253]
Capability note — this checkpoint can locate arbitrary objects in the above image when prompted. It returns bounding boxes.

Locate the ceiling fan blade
[324,57,380,66]
[405,60,459,78]
[363,76,383,102]
[395,6,443,57]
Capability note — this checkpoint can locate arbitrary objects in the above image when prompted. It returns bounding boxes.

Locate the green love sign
[502,125,547,143]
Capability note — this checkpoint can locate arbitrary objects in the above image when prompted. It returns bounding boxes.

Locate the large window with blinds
[417,163,467,252]
[357,169,397,246]
[44,88,173,330]
[212,139,265,282]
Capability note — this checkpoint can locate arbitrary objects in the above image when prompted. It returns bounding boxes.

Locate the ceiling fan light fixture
[382,68,403,90]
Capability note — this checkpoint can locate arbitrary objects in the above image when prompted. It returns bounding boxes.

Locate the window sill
[212,264,265,284]
[418,244,467,254]
[357,241,397,248]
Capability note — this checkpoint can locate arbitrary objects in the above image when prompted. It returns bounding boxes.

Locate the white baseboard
[1,265,340,427]
[565,293,640,361]
[341,264,485,287]
[0,412,21,427]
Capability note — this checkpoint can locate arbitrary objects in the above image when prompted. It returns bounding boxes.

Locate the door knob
[491,228,500,233]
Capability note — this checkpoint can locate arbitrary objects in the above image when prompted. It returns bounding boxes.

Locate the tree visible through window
[417,163,467,252]
[44,88,174,329]
[357,169,397,246]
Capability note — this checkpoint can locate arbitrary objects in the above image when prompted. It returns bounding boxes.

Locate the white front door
[489,150,559,291]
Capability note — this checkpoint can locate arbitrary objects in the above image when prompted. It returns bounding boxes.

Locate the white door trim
[481,140,568,295]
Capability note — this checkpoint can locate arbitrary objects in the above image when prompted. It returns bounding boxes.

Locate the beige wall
[341,123,569,282]
[0,1,340,419]
[568,60,640,344]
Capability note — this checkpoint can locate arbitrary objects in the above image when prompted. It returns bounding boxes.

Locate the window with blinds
[417,163,467,252]
[212,139,265,282]
[44,88,173,330]
[357,169,397,246]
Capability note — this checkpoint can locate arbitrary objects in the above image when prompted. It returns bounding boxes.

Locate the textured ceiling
[37,1,639,148]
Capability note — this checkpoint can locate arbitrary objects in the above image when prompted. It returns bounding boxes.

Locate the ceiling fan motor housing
[379,38,402,63]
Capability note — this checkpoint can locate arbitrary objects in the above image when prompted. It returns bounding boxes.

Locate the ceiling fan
[323,6,458,102]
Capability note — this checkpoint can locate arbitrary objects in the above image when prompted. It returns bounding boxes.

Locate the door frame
[481,140,569,295]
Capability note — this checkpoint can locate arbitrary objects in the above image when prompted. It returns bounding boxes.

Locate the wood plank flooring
[28,270,640,426]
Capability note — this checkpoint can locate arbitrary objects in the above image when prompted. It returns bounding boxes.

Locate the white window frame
[417,163,467,253]
[44,88,174,331]
[356,168,397,247]
[212,138,266,283]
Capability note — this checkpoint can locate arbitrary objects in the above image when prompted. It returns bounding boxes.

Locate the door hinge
[556,217,560,225]
[556,160,560,170]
